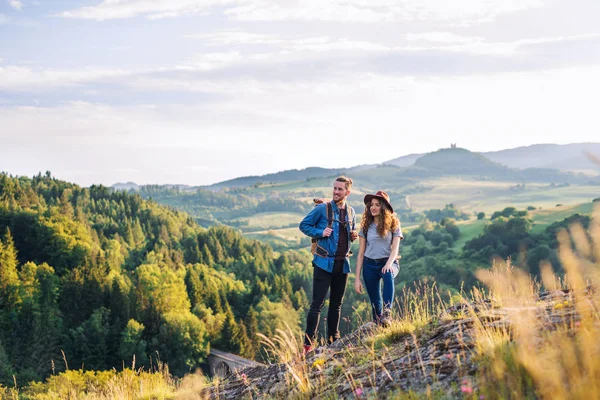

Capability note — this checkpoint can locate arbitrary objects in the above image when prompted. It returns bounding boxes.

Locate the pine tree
[0,229,19,304]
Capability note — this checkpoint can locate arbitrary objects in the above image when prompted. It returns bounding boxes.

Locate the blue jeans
[362,257,395,322]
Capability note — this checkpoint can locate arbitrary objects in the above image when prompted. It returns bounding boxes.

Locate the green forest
[0,172,596,389]
[0,172,315,386]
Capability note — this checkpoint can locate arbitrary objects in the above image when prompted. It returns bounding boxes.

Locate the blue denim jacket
[299,201,356,273]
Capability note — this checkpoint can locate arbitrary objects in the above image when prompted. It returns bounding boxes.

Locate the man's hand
[350,230,358,241]
[322,227,333,237]
[313,198,327,204]
[354,278,363,294]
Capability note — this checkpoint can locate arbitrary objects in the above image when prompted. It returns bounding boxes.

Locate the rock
[206,292,585,399]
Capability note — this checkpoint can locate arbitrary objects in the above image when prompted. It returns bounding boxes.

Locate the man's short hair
[335,176,353,190]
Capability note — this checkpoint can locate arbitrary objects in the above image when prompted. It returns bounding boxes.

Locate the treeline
[140,185,424,236]
[138,186,315,227]
[396,206,594,292]
[0,172,313,385]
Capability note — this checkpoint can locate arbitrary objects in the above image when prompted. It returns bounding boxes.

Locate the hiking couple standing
[299,176,403,353]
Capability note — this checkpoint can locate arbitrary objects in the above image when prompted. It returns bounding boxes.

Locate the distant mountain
[414,147,507,174]
[204,147,597,191]
[111,182,195,192]
[112,181,139,191]
[205,165,377,190]
[384,143,600,173]
[383,153,423,167]
[482,143,600,171]
[114,143,599,191]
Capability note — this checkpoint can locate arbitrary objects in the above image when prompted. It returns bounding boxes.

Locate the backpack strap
[326,202,333,229]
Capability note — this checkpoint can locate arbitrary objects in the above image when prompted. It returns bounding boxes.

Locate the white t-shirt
[359,223,403,259]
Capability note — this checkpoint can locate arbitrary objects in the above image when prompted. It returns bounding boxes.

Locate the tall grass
[259,205,600,399]
[12,361,209,400]
[474,204,600,399]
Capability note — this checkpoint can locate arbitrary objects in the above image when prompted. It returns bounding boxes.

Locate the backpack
[310,202,355,257]
[310,202,333,255]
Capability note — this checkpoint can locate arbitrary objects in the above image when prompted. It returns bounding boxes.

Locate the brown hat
[364,191,393,213]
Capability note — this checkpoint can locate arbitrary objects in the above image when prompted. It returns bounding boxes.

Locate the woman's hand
[382,263,393,274]
[354,278,363,294]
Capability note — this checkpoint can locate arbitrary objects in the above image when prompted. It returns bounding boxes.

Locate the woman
[354,191,403,327]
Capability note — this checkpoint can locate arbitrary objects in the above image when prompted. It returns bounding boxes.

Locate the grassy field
[452,219,488,250]
[445,202,598,249]
[245,227,307,250]
[230,177,598,250]
[230,212,304,232]
[407,179,599,213]
[530,202,596,233]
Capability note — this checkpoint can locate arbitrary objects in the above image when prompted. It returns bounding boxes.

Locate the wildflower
[241,373,248,385]
[480,396,485,399]
[575,321,581,328]
[461,385,473,394]
[312,358,326,369]
[554,303,564,310]
[355,387,364,396]
[446,353,453,359]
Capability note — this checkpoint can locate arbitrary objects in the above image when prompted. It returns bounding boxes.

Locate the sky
[1,0,599,186]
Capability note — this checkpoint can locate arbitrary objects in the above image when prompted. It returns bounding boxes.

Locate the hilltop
[385,142,600,173]
[207,257,598,399]
[483,142,600,171]
[112,143,600,193]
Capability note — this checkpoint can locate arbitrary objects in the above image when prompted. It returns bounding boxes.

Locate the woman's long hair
[361,199,399,238]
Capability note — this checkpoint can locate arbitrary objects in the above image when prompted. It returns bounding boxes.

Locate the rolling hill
[385,142,600,173]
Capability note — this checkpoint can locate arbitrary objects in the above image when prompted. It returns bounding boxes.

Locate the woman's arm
[382,236,401,274]
[354,236,366,294]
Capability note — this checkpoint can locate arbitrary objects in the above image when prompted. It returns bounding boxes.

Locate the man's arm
[299,203,326,238]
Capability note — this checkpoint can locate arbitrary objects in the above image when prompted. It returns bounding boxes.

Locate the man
[299,176,357,353]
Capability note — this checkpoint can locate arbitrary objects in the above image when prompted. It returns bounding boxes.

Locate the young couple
[299,176,403,353]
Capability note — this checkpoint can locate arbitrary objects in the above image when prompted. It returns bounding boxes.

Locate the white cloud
[0,66,130,92]
[398,31,600,56]
[7,0,22,11]
[284,37,389,52]
[187,31,390,54]
[176,51,243,71]
[405,32,484,45]
[3,30,598,96]
[3,66,600,186]
[58,0,546,23]
[183,31,275,45]
[58,0,233,21]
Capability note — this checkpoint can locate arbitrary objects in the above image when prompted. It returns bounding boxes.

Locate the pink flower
[446,353,453,359]
[575,321,581,327]
[355,387,363,397]
[461,386,473,394]
[241,373,248,384]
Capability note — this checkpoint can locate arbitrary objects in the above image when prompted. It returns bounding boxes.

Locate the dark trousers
[304,260,348,346]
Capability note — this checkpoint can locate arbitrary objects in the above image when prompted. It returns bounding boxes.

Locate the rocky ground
[205,289,578,399]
